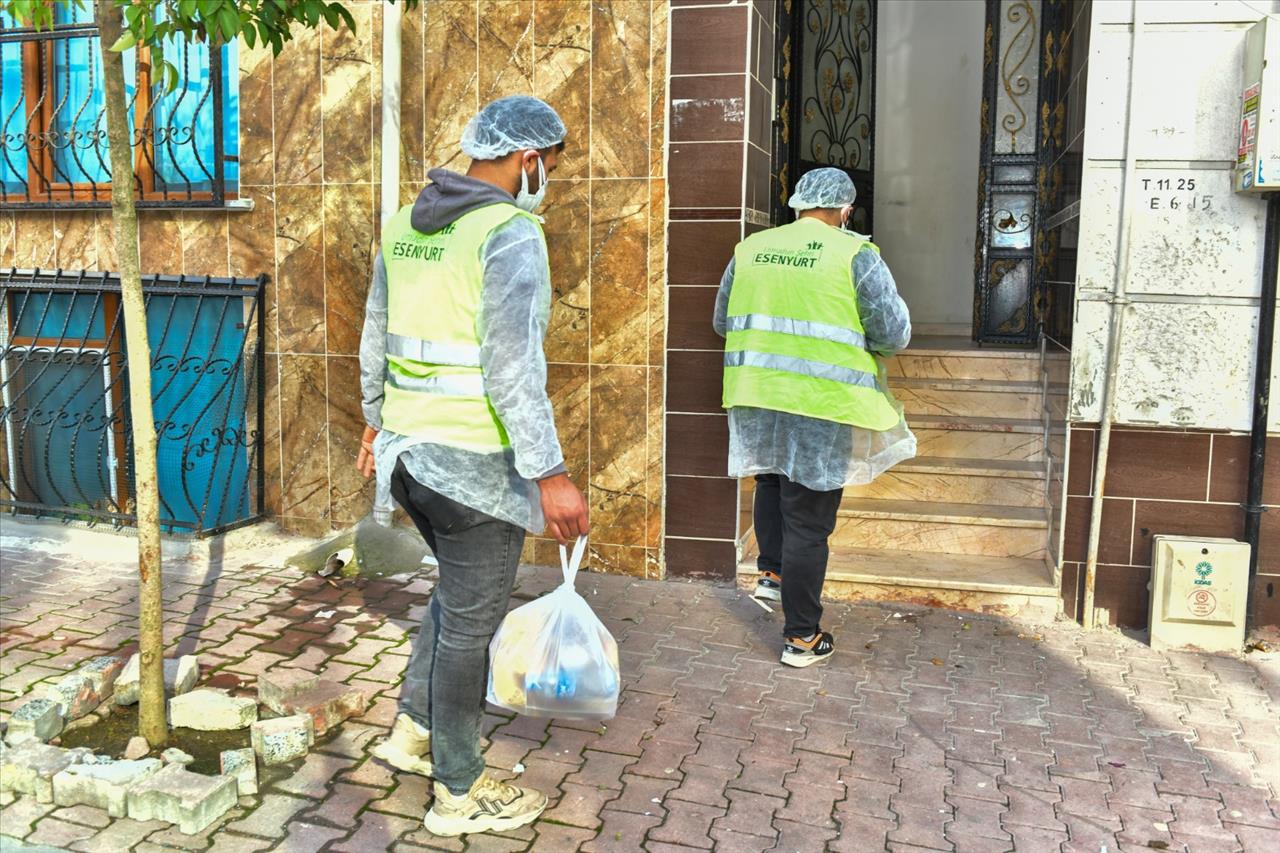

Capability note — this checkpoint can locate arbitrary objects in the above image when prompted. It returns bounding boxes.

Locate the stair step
[892,378,1042,419]
[889,353,1040,382]
[832,498,1047,559]
[849,457,1045,506]
[736,547,1058,617]
[910,414,1044,433]
[909,415,1045,461]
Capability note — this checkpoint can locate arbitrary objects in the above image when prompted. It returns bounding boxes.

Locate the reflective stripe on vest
[722,217,900,431]
[378,202,546,450]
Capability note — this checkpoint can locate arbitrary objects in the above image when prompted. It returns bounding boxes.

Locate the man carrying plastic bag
[488,536,620,721]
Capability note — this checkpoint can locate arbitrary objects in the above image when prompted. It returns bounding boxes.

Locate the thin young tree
[3,0,418,746]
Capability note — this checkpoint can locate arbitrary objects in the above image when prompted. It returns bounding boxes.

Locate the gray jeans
[390,459,525,795]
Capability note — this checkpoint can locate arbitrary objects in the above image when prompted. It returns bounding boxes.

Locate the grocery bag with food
[487,536,620,720]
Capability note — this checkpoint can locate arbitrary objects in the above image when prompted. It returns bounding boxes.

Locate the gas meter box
[1149,536,1250,653]
[1235,17,1280,193]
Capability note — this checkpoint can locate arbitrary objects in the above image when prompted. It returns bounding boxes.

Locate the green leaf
[109,31,138,52]
[241,25,256,49]
[321,4,339,30]
[217,4,239,40]
[198,0,220,17]
[177,0,197,20]
[334,4,356,33]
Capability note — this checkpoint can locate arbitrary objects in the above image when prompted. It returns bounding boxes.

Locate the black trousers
[754,473,843,638]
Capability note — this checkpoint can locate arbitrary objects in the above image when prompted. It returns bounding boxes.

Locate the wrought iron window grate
[0,9,238,209]
[0,268,265,535]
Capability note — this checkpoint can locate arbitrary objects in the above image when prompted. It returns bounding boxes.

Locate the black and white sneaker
[781,631,835,667]
[754,570,782,602]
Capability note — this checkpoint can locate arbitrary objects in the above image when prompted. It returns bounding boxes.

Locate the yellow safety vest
[379,202,547,450]
[723,217,900,430]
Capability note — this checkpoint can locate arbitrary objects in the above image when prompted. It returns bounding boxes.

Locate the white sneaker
[372,713,434,777]
[422,773,547,837]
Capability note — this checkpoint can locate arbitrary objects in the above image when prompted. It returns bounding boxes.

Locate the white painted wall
[874,0,986,328]
[1071,0,1280,431]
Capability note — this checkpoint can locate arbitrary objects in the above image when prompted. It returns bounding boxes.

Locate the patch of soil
[57,705,251,775]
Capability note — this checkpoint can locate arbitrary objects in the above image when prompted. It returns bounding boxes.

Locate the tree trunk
[94,0,167,747]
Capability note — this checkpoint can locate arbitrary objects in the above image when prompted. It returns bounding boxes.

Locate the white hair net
[461,95,567,161]
[788,167,856,211]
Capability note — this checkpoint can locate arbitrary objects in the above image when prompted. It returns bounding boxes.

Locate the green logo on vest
[753,240,824,269]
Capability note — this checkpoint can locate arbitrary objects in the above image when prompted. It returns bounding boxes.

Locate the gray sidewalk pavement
[0,526,1278,852]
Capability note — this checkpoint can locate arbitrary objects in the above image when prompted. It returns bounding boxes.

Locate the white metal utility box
[1235,16,1280,193]
[1149,536,1250,653]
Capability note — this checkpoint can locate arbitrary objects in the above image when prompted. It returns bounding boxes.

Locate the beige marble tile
[137,214,182,275]
[591,0,650,179]
[888,353,1039,382]
[54,211,98,270]
[534,0,591,180]
[260,353,282,516]
[648,177,665,366]
[327,355,372,526]
[646,366,664,550]
[912,427,1044,462]
[238,42,276,186]
[831,516,1048,560]
[846,470,1045,507]
[425,1,479,174]
[229,187,278,353]
[180,212,230,278]
[650,0,668,179]
[480,0,535,102]
[588,544,649,578]
[94,213,119,271]
[322,2,374,184]
[323,183,375,356]
[14,213,56,269]
[543,178,590,364]
[0,214,14,266]
[895,385,1041,420]
[589,364,647,548]
[589,178,649,366]
[275,185,326,354]
[548,362,590,492]
[273,26,323,184]
[399,3,428,184]
[279,353,329,520]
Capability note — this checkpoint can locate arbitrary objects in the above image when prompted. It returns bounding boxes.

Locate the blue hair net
[788,168,856,211]
[461,96,567,160]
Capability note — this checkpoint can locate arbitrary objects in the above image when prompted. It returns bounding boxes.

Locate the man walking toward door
[713,167,914,668]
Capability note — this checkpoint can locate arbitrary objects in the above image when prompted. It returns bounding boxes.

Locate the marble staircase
[738,336,1060,618]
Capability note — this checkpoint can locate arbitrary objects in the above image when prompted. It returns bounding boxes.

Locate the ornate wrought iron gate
[774,0,877,231]
[0,269,265,534]
[972,0,1070,344]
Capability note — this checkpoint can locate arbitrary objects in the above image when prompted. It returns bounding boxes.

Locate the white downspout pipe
[1082,0,1146,629]
[380,0,403,227]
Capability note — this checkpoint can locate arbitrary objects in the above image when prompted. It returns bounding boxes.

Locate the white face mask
[515,153,547,213]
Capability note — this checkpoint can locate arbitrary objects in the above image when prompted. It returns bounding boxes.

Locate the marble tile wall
[4,1,669,574]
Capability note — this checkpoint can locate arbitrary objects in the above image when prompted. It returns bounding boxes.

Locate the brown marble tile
[322,3,374,184]
[54,212,98,270]
[1063,495,1133,565]
[14,213,56,269]
[275,185,326,354]
[592,0,650,178]
[229,188,278,352]
[1209,433,1280,505]
[260,353,282,515]
[590,178,649,365]
[669,74,745,142]
[534,0,591,180]
[590,365,648,548]
[668,286,722,351]
[1094,565,1150,628]
[273,26,323,184]
[749,79,770,151]
[664,536,736,580]
[665,475,737,539]
[647,366,664,549]
[666,349,724,414]
[238,42,275,186]
[137,214,182,275]
[668,220,739,285]
[543,178,590,364]
[1131,500,1243,566]
[94,213,119,270]
[425,1,479,173]
[648,178,665,367]
[1060,561,1081,622]
[746,143,769,214]
[323,183,375,356]
[180,213,230,278]
[480,0,535,102]
[752,4,774,84]
[670,4,748,76]
[1105,429,1211,502]
[588,544,650,578]
[650,0,668,179]
[1250,576,1279,629]
[400,3,428,184]
[1067,427,1096,497]
[327,355,372,526]
[279,353,329,519]
[669,142,744,209]
[666,413,729,478]
[548,362,590,492]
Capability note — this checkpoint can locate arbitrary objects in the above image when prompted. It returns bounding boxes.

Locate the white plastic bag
[487,537,620,720]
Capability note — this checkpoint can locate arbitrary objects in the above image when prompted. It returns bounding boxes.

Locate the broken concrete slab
[250,714,314,765]
[168,689,257,731]
[161,748,194,766]
[277,681,368,736]
[0,742,91,803]
[34,657,126,721]
[126,763,238,835]
[114,655,199,706]
[52,758,163,818]
[256,669,320,714]
[219,748,258,796]
[4,699,64,746]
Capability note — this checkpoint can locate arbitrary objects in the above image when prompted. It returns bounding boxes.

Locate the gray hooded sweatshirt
[359,169,565,533]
